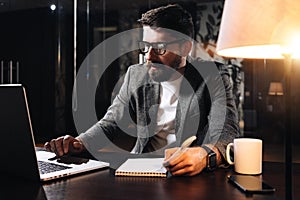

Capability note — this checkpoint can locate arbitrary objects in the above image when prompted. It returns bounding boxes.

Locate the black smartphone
[227,175,276,194]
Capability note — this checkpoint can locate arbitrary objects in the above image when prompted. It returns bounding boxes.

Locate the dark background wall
[0,8,56,142]
[0,0,299,147]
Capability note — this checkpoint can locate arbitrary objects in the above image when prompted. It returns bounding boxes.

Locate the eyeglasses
[138,39,185,56]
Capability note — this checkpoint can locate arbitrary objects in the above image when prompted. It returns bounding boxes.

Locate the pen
[163,135,197,167]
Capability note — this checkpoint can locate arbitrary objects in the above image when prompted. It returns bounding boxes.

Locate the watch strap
[201,145,214,154]
[201,145,217,171]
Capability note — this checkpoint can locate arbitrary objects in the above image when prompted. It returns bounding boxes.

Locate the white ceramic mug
[226,138,262,175]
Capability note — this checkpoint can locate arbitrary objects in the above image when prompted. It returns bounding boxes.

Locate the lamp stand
[283,53,292,200]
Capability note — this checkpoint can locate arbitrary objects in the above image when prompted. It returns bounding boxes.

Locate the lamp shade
[216,0,300,59]
[268,82,284,96]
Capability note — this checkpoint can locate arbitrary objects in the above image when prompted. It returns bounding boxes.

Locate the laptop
[0,84,109,182]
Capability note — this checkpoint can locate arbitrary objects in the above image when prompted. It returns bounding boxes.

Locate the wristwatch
[201,145,217,171]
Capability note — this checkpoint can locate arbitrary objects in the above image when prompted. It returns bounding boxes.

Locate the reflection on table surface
[2,153,299,200]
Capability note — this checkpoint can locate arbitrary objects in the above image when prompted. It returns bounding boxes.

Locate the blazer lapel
[175,63,203,145]
[136,81,160,153]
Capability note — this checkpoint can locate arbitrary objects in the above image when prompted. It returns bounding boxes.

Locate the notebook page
[115,158,167,177]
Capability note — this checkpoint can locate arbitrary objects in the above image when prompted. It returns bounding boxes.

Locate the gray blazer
[79,58,240,159]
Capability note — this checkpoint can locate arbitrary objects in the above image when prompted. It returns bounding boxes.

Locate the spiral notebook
[115,158,167,177]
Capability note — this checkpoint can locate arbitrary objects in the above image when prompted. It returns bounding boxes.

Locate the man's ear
[180,40,193,56]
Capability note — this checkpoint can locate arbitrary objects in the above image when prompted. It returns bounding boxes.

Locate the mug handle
[226,143,234,165]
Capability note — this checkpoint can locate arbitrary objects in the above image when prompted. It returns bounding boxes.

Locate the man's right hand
[44,135,85,156]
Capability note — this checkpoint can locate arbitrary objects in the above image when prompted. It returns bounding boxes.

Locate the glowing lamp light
[216,0,300,59]
[50,4,56,11]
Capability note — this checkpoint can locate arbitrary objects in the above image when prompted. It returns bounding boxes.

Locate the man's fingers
[73,141,82,150]
[62,135,73,154]
[49,139,56,152]
[44,142,50,151]
[164,148,179,167]
[54,137,64,156]
[164,147,178,159]
[43,135,81,156]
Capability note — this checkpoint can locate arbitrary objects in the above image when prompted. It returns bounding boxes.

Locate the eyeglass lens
[138,42,166,55]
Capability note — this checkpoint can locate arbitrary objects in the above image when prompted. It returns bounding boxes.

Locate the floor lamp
[216,1,300,199]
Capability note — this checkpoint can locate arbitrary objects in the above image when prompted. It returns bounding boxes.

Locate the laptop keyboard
[38,161,72,174]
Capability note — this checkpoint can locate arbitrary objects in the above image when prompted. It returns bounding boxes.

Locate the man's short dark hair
[138,4,194,39]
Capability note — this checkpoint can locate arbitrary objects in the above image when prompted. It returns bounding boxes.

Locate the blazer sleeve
[203,63,240,160]
[78,66,137,153]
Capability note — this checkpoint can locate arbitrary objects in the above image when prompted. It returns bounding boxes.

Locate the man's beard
[147,56,181,82]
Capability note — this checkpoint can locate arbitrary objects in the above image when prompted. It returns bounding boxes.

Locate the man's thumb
[73,141,82,149]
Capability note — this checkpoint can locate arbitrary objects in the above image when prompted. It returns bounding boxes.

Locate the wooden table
[2,158,299,200]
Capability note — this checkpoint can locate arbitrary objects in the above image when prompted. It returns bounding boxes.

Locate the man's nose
[145,47,157,61]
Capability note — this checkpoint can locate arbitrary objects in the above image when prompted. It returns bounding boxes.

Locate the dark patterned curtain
[193,2,244,131]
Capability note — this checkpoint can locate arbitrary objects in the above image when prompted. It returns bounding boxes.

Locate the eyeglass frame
[138,39,186,56]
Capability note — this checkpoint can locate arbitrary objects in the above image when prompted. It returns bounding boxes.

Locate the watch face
[208,153,217,170]
[201,145,217,171]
